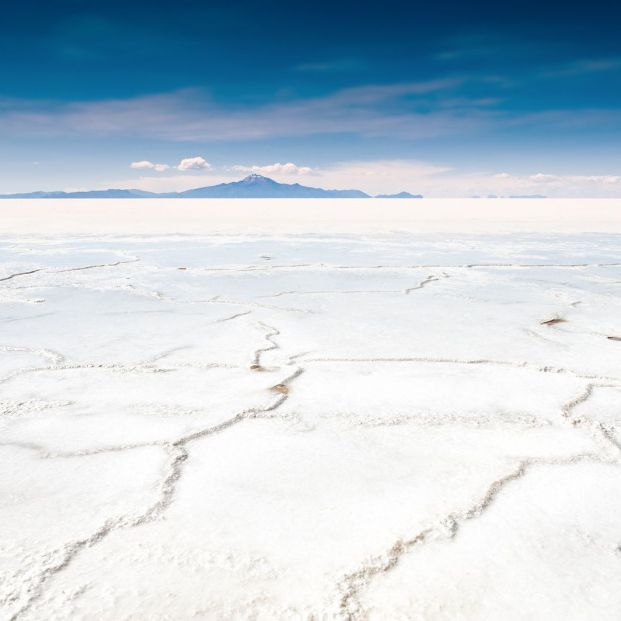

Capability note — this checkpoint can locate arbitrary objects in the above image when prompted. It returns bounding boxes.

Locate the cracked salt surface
[1,231,621,620]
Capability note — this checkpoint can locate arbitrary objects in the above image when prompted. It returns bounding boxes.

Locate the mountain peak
[241,173,272,184]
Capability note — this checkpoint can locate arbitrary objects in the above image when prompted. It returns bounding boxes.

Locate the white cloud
[528,172,621,185]
[130,160,169,172]
[130,160,155,169]
[177,156,211,171]
[233,162,314,176]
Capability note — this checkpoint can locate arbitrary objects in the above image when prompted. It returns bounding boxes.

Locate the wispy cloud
[541,58,621,78]
[294,58,364,73]
[0,79,497,143]
[3,74,616,148]
[420,169,621,197]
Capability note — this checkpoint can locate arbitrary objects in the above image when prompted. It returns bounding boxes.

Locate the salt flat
[1,200,621,620]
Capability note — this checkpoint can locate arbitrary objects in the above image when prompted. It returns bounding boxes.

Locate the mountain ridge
[0,174,422,199]
[376,191,423,199]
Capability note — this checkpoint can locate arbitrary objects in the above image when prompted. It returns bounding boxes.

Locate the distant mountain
[508,194,547,199]
[471,194,547,199]
[172,174,370,198]
[0,174,425,199]
[0,174,383,199]
[375,191,423,198]
[0,188,158,199]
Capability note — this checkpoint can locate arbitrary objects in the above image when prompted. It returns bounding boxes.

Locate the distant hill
[0,188,158,199]
[0,174,422,199]
[376,191,423,198]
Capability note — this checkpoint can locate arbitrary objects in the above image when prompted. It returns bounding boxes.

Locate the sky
[1,0,620,196]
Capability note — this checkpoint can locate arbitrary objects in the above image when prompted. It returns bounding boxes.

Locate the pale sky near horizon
[1,0,620,196]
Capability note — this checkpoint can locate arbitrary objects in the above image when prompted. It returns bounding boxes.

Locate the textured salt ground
[1,232,621,620]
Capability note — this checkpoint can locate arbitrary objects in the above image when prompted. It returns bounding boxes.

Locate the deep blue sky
[1,0,620,195]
